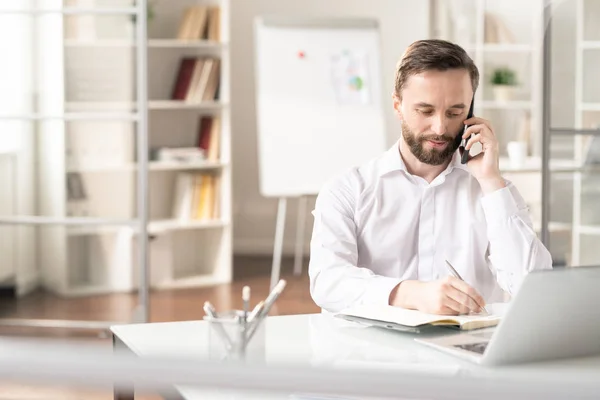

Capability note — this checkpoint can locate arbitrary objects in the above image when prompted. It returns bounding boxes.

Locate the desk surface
[111,312,600,399]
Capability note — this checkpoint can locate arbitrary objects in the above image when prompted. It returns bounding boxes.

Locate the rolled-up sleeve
[308,174,401,313]
[481,182,553,295]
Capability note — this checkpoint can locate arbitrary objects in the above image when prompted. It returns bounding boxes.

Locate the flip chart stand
[270,196,309,290]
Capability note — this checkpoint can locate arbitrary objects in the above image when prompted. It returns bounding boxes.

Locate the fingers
[463,123,484,139]
[464,132,483,151]
[445,287,481,314]
[447,277,486,312]
[441,293,470,315]
[438,303,462,316]
[463,125,499,151]
[463,117,493,133]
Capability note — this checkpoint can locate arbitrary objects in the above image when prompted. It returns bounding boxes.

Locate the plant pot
[492,85,516,102]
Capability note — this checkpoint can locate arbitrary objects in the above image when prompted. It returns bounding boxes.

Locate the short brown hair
[394,39,479,97]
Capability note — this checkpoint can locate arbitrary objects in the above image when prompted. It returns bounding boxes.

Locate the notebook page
[338,305,458,327]
[452,313,501,325]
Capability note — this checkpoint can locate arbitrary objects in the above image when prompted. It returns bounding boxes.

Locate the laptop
[415,266,600,366]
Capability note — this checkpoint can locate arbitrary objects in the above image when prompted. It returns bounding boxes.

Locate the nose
[430,114,448,136]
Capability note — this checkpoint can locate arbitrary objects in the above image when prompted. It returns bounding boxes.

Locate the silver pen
[203,301,234,350]
[242,286,250,325]
[247,280,287,342]
[444,260,489,315]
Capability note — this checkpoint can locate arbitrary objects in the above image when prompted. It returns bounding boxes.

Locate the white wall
[230,0,431,255]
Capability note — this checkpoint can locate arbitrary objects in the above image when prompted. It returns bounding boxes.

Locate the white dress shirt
[308,141,553,313]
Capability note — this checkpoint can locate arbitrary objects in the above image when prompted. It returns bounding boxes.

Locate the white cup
[507,141,527,168]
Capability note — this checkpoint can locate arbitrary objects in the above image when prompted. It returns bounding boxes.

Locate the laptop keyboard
[453,342,488,354]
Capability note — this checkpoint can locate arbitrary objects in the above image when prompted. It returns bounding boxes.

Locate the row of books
[172,172,221,221]
[177,5,221,41]
[152,115,221,164]
[198,116,220,161]
[171,57,221,103]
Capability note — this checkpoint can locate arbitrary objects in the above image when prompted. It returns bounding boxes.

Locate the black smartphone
[454,95,475,164]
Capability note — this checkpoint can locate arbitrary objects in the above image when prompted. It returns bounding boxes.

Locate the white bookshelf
[432,0,548,238]
[433,0,600,267]
[432,0,544,157]
[34,0,232,296]
[568,0,600,266]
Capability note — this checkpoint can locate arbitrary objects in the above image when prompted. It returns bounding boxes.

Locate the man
[308,39,553,315]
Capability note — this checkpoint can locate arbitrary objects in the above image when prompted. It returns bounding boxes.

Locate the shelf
[533,222,573,233]
[67,219,228,236]
[64,39,135,48]
[64,101,227,112]
[549,222,573,232]
[149,39,227,49]
[64,39,228,50]
[499,157,600,173]
[152,274,229,290]
[581,41,600,50]
[0,112,138,121]
[65,102,136,112]
[0,7,137,15]
[581,103,600,112]
[480,100,532,110]
[0,215,136,227]
[577,225,600,235]
[464,43,532,52]
[150,161,225,171]
[149,219,228,234]
[483,44,532,52]
[67,160,226,173]
[149,100,227,110]
[538,224,600,235]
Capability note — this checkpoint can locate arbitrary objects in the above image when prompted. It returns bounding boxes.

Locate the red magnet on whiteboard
[298,51,305,58]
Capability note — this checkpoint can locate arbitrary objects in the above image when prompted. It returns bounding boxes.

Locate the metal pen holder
[204,310,266,363]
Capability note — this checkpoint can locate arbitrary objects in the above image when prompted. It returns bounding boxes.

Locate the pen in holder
[203,279,286,363]
[204,309,266,363]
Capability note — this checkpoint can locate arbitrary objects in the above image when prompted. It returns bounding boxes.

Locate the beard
[401,121,460,166]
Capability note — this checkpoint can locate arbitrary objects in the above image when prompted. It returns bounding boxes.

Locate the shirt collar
[378,139,469,178]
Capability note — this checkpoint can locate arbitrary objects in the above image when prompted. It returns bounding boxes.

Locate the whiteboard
[254,18,387,197]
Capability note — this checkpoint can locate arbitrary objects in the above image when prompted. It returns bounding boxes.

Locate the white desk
[111,313,600,400]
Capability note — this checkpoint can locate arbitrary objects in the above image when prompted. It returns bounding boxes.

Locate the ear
[392,92,403,121]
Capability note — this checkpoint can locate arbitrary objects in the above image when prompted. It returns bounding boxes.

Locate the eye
[446,110,463,118]
[418,109,433,116]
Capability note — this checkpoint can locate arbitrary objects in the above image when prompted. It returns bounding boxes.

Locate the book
[176,6,208,40]
[171,172,220,221]
[176,5,220,41]
[171,57,220,103]
[207,6,221,41]
[196,116,221,161]
[171,58,197,100]
[336,304,501,331]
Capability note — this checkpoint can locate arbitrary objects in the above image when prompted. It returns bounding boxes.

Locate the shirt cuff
[481,186,520,225]
[363,276,402,306]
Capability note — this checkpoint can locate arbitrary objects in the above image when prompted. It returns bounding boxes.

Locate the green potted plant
[490,66,517,102]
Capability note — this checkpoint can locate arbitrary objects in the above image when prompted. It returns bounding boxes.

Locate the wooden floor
[0,255,320,399]
[0,255,318,327]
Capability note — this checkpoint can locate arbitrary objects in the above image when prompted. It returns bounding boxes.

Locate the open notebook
[336,304,501,331]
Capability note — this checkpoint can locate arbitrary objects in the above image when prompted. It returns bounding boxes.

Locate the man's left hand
[462,117,506,194]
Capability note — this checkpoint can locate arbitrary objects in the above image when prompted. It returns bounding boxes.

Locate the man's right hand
[389,278,486,315]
